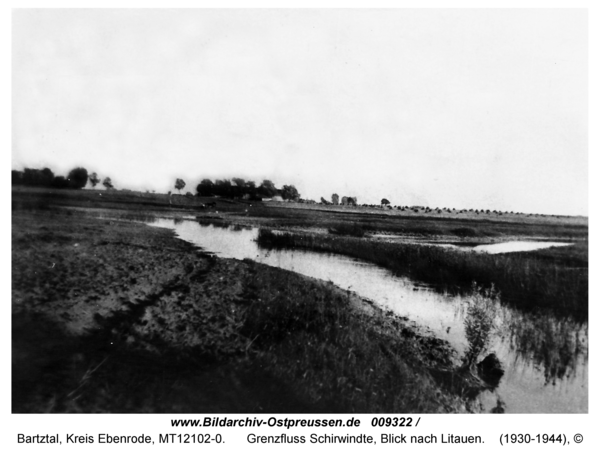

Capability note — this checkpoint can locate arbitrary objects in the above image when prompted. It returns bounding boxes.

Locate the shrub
[462,284,499,371]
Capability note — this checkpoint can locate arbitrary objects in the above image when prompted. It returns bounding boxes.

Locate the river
[148,219,588,413]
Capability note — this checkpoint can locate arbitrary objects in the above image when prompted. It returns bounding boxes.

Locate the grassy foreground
[12,207,473,413]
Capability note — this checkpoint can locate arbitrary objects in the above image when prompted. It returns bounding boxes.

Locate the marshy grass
[328,222,366,237]
[238,261,467,412]
[451,227,480,237]
[498,308,588,384]
[256,229,587,321]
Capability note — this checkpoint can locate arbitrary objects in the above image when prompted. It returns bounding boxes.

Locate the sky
[12,8,588,215]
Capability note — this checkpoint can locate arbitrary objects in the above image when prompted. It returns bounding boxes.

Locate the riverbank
[12,207,475,413]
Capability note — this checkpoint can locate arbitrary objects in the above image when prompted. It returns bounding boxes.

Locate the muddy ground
[12,207,472,413]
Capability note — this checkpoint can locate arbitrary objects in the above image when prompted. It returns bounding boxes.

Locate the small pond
[148,219,587,413]
[431,241,572,254]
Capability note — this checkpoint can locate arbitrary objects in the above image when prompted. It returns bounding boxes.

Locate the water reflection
[147,219,587,413]
[499,309,587,385]
[420,241,573,254]
[473,241,573,254]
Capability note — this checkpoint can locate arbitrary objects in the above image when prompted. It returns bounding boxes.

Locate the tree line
[12,167,113,190]
[192,178,300,201]
[11,166,300,202]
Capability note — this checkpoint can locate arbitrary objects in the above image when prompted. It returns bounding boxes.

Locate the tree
[214,179,233,197]
[231,177,246,198]
[245,180,258,199]
[258,179,277,198]
[175,178,186,194]
[67,167,88,189]
[281,185,300,201]
[11,170,23,185]
[232,177,246,188]
[381,198,390,206]
[196,179,214,197]
[102,177,114,189]
[22,168,38,186]
[51,176,69,189]
[89,172,100,188]
[21,167,54,187]
[332,193,339,205]
[40,168,54,186]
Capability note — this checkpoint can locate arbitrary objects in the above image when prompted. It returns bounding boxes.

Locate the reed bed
[256,229,587,321]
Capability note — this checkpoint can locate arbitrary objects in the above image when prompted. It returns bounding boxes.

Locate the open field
[11,187,587,412]
[12,186,588,240]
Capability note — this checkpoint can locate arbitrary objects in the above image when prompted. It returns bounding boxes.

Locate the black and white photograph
[10,6,588,419]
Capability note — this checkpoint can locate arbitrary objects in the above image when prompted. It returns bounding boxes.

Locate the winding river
[149,219,588,413]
